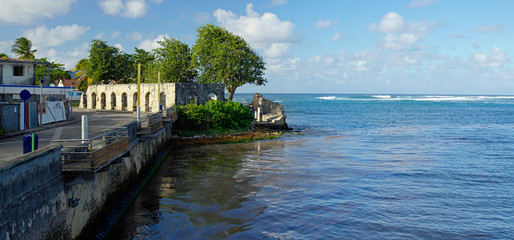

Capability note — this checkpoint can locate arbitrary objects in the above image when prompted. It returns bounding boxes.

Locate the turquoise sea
[112,94,514,239]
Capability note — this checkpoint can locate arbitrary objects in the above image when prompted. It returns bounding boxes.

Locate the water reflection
[112,139,288,239]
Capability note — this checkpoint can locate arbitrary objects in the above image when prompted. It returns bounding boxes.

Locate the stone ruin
[248,93,290,130]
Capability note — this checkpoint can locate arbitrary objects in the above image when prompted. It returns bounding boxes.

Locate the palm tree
[0,53,8,59]
[11,37,37,59]
[73,58,92,91]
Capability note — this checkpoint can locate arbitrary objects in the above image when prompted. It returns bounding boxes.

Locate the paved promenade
[0,109,148,161]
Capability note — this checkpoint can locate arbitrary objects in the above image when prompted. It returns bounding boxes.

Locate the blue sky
[1,0,514,94]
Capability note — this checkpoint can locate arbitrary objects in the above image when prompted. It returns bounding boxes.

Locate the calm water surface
[112,94,514,239]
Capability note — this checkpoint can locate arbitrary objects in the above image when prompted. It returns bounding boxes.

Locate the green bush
[0,125,4,136]
[174,100,254,135]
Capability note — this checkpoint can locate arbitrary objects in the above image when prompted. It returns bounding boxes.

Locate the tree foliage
[35,57,70,85]
[11,37,37,59]
[0,53,8,59]
[174,100,254,133]
[73,58,92,91]
[191,24,266,100]
[145,37,196,83]
[87,39,135,84]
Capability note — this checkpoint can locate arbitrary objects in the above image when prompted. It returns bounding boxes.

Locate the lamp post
[39,78,43,126]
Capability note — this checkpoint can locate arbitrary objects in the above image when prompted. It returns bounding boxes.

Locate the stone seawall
[0,144,68,240]
[66,123,173,239]
[0,122,174,239]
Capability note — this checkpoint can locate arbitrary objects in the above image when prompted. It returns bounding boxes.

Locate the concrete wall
[0,144,68,240]
[81,83,225,112]
[0,62,36,85]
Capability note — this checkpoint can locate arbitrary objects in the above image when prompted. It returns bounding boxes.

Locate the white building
[0,59,74,132]
[0,58,46,86]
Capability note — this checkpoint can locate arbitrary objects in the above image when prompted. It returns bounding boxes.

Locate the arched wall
[81,83,225,112]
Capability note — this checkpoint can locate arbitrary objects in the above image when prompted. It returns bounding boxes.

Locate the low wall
[65,122,174,239]
[0,144,68,240]
[0,120,174,239]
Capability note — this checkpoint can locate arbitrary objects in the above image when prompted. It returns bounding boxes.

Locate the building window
[13,66,24,76]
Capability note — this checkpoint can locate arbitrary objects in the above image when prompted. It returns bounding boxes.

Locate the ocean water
[112,94,514,239]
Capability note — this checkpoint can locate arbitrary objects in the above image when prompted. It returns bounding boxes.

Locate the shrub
[0,125,4,136]
[174,100,254,135]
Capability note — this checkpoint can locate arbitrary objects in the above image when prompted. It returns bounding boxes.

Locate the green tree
[132,47,154,82]
[0,53,8,59]
[73,58,92,91]
[87,39,135,84]
[191,24,266,100]
[146,37,196,83]
[35,57,70,85]
[11,37,37,59]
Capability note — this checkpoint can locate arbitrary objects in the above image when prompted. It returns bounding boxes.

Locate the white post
[82,115,88,144]
[40,84,43,126]
[137,63,141,123]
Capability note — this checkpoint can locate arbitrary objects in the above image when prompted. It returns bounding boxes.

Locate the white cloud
[0,41,12,54]
[271,0,287,6]
[124,0,147,18]
[99,0,155,18]
[111,31,122,38]
[99,0,124,15]
[0,0,77,25]
[369,12,404,33]
[114,43,124,52]
[316,19,338,29]
[475,25,504,33]
[138,34,169,51]
[24,25,90,47]
[370,12,436,51]
[95,31,105,39]
[382,33,420,50]
[214,3,299,59]
[38,42,89,70]
[127,31,143,41]
[468,46,510,68]
[408,0,439,8]
[332,32,345,42]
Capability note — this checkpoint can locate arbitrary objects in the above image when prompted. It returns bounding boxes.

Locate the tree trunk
[228,88,237,101]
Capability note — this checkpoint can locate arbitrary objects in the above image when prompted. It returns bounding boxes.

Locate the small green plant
[173,100,254,136]
[0,125,4,136]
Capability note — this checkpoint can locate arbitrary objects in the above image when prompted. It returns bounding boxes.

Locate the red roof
[60,79,83,88]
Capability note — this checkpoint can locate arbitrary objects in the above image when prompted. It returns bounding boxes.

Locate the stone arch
[145,92,151,112]
[187,91,198,105]
[110,92,116,110]
[160,92,166,110]
[121,93,127,111]
[100,93,106,110]
[91,92,97,109]
[132,92,138,111]
[209,92,218,101]
[82,93,87,108]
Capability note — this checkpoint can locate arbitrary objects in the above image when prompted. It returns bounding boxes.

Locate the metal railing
[138,111,163,134]
[54,127,129,172]
[163,107,178,122]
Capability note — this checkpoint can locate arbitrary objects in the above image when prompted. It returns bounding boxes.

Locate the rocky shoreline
[170,129,290,146]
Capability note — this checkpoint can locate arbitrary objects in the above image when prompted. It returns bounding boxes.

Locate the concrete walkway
[0,108,148,161]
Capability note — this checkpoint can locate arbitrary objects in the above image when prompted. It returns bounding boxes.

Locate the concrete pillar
[81,115,88,144]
